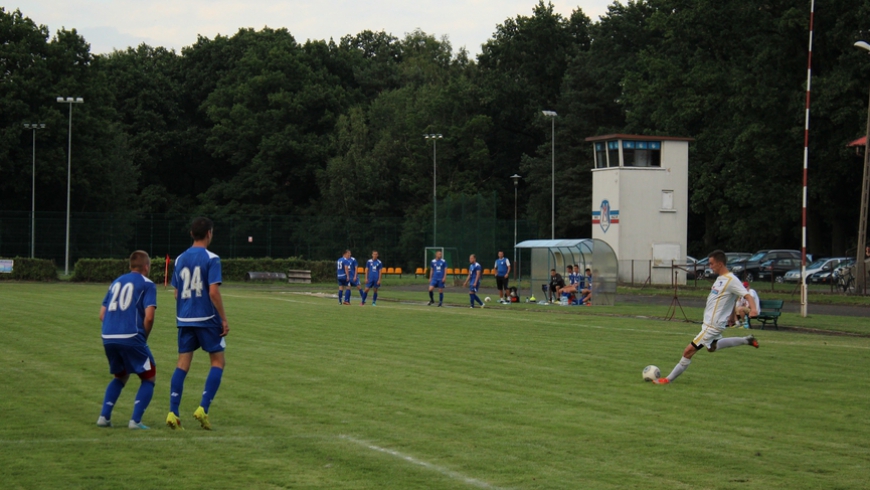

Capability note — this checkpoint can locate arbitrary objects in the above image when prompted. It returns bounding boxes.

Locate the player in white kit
[654,250,759,385]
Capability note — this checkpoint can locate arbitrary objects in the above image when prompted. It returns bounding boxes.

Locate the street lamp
[424,133,443,247]
[23,123,46,258]
[542,110,557,239]
[511,174,522,280]
[855,41,870,294]
[57,96,84,276]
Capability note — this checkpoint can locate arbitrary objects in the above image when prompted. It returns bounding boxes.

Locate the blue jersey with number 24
[172,247,222,328]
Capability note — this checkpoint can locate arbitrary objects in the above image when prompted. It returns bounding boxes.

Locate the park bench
[287,269,312,284]
[749,299,783,330]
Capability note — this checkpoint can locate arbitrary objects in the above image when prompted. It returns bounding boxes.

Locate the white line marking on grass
[339,435,510,490]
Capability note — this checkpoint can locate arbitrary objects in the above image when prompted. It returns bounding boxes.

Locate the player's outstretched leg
[655,356,692,385]
[716,336,758,349]
[98,376,126,427]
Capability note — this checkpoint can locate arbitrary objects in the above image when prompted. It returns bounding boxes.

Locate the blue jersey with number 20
[172,247,222,327]
[101,271,157,346]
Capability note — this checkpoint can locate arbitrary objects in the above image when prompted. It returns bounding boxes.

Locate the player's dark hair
[129,250,150,271]
[567,265,573,270]
[372,250,378,254]
[550,269,556,272]
[190,217,213,241]
[708,249,727,265]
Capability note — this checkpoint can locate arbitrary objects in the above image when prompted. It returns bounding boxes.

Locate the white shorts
[692,324,725,349]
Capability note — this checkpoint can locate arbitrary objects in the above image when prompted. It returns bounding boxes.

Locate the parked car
[784,257,850,283]
[703,253,751,279]
[686,256,698,280]
[731,249,801,282]
[756,258,802,282]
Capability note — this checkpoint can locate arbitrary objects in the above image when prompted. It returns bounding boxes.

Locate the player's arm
[209,284,230,337]
[143,306,156,339]
[475,269,481,285]
[506,262,511,278]
[99,305,107,322]
[746,293,758,318]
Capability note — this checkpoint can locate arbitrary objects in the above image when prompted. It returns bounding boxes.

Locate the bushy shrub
[68,257,332,283]
[0,257,58,281]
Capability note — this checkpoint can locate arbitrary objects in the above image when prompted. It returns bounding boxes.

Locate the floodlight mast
[542,111,557,239]
[57,96,84,276]
[424,134,443,247]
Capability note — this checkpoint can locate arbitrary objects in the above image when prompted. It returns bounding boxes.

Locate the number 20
[108,282,134,311]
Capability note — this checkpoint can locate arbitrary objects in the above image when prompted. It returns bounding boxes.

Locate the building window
[595,142,608,168]
[661,190,674,210]
[623,140,661,167]
[607,141,620,168]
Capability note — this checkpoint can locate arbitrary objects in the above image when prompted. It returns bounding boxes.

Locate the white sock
[715,337,748,350]
[666,357,692,382]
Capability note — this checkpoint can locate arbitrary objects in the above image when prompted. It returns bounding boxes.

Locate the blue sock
[338,289,342,303]
[474,294,483,305]
[200,367,223,413]
[101,378,125,419]
[373,292,378,303]
[169,368,187,416]
[344,289,351,303]
[439,292,443,304]
[131,380,154,423]
[470,295,475,307]
[429,291,434,301]
[358,288,364,300]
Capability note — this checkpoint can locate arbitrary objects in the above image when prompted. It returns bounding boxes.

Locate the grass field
[1,282,868,489]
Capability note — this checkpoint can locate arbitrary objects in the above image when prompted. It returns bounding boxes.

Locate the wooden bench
[749,299,783,330]
[287,269,312,284]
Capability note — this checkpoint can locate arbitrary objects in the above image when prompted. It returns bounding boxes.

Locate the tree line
[1,1,869,258]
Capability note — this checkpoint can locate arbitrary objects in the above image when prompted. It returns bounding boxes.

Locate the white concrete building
[585,134,692,285]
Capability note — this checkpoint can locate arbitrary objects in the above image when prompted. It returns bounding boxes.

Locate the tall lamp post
[23,123,46,258]
[542,110,557,239]
[57,96,84,276]
[511,174,522,280]
[855,42,870,294]
[424,134,443,247]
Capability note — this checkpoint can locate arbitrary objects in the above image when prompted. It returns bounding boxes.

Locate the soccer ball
[484,296,491,302]
[642,365,661,382]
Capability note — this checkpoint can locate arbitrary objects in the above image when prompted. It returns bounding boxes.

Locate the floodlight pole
[57,96,84,276]
[542,111,557,239]
[855,41,870,295]
[424,134,443,247]
[511,174,522,280]
[24,123,46,258]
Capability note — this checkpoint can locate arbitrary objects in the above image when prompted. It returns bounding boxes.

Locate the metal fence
[0,210,538,273]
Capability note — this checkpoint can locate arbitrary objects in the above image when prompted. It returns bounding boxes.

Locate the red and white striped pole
[800,0,815,317]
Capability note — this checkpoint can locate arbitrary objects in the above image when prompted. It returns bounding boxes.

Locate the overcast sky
[12,1,615,57]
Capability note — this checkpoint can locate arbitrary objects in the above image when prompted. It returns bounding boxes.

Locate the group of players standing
[97,217,228,430]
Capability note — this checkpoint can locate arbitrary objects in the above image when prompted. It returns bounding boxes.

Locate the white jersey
[703,273,748,328]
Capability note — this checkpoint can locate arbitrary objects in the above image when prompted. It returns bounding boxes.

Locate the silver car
[783,257,850,283]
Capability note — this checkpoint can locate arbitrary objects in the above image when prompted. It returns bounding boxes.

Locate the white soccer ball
[484,296,491,302]
[642,365,661,382]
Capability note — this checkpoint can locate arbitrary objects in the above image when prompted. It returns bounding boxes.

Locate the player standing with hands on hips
[654,250,758,385]
[97,251,158,429]
[167,217,229,429]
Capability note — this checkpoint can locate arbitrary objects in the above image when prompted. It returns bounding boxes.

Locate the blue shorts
[365,279,380,289]
[348,277,360,287]
[104,342,155,376]
[178,326,226,354]
[469,284,480,293]
[337,277,349,286]
[429,278,445,288]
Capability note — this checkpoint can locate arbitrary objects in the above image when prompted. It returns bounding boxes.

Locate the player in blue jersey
[166,217,229,430]
[464,254,484,308]
[345,251,362,304]
[337,250,351,305]
[494,251,511,303]
[361,250,383,306]
[427,250,447,306]
[97,251,157,430]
